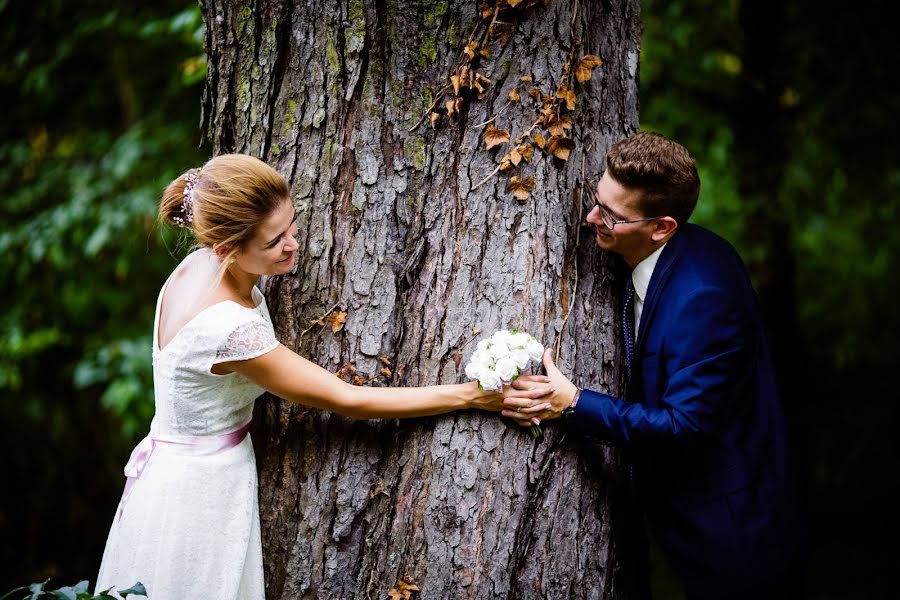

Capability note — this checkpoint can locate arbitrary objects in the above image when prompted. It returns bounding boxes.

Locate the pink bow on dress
[116,419,252,521]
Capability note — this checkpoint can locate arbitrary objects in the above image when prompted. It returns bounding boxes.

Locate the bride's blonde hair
[160,154,291,288]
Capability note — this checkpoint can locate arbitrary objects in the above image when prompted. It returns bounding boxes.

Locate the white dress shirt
[631,242,667,341]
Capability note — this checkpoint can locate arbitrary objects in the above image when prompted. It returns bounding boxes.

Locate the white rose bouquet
[464,329,546,437]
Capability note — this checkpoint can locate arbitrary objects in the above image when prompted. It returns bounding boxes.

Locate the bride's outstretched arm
[223,344,554,420]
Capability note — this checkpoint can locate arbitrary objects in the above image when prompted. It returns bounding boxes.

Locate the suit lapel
[633,227,689,357]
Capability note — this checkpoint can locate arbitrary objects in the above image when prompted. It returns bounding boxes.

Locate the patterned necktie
[623,277,636,379]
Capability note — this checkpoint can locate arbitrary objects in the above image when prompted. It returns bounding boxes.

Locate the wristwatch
[561,388,582,421]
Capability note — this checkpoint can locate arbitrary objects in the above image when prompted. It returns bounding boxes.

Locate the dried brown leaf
[575,54,604,83]
[508,0,525,7]
[452,67,471,95]
[546,135,575,161]
[380,367,393,378]
[352,375,364,386]
[380,355,393,366]
[450,74,461,96]
[509,147,522,166]
[430,111,442,129]
[507,175,536,201]
[325,311,347,333]
[556,85,576,110]
[528,87,542,102]
[445,98,459,118]
[472,327,481,335]
[533,132,546,149]
[537,106,554,127]
[547,114,572,136]
[481,4,494,19]
[399,576,420,592]
[464,41,478,61]
[518,143,534,162]
[388,576,420,600]
[498,156,515,172]
[520,75,533,84]
[483,124,510,150]
[473,73,491,98]
[508,88,521,103]
[479,47,491,58]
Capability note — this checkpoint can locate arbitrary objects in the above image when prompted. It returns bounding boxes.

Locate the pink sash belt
[116,419,252,521]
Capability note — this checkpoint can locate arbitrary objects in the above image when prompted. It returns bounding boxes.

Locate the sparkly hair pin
[173,168,201,227]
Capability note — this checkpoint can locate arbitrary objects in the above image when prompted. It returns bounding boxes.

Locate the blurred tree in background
[0,0,205,586]
[1,0,896,598]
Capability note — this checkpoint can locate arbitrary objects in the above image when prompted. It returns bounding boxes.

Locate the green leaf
[117,583,146,598]
[49,588,76,600]
[28,580,48,600]
[0,585,30,600]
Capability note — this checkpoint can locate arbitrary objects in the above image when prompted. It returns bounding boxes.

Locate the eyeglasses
[581,179,663,230]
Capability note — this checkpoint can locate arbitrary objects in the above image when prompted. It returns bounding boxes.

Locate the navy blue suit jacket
[571,224,802,598]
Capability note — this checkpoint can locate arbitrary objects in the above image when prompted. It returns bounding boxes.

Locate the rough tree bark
[201,1,642,598]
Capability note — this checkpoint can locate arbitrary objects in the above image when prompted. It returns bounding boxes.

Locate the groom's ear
[652,216,678,242]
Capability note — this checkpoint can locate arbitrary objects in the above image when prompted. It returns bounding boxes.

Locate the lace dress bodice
[150,280,279,437]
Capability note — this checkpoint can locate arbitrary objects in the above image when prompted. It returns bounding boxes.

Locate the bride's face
[234,199,299,275]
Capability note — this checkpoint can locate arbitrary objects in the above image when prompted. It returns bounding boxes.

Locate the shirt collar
[632,242,667,302]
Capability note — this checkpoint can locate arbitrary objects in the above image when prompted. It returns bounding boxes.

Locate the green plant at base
[1,579,146,600]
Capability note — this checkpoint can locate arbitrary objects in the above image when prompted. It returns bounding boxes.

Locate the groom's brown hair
[606,132,700,226]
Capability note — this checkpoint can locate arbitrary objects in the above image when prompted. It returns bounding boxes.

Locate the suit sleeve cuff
[566,387,624,446]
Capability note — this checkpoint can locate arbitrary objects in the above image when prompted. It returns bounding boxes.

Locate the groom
[506,133,805,599]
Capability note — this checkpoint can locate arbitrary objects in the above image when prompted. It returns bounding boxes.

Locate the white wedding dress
[95,265,279,599]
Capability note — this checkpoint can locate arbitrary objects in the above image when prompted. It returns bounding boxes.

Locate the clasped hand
[501,349,579,428]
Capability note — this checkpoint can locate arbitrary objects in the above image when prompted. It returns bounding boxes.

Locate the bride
[94,154,553,598]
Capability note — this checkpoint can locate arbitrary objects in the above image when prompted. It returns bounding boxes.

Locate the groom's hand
[498,379,554,427]
[502,349,578,425]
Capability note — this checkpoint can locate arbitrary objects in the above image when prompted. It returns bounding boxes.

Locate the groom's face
[586,172,654,263]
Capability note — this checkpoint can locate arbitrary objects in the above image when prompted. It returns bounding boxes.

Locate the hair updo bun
[159,154,290,256]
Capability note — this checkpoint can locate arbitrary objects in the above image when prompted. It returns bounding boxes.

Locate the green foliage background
[0,0,203,588]
[1,1,896,597]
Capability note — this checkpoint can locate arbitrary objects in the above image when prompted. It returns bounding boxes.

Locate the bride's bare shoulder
[171,248,217,282]
[161,248,228,329]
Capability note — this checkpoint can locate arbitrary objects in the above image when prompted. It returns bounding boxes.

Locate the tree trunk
[201,1,643,598]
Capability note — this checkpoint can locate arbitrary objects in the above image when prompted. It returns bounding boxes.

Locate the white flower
[489,342,511,360]
[510,332,531,348]
[526,338,544,361]
[478,369,502,391]
[465,361,485,381]
[492,330,515,346]
[511,348,531,370]
[494,357,519,382]
[464,329,542,394]
[472,349,494,368]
